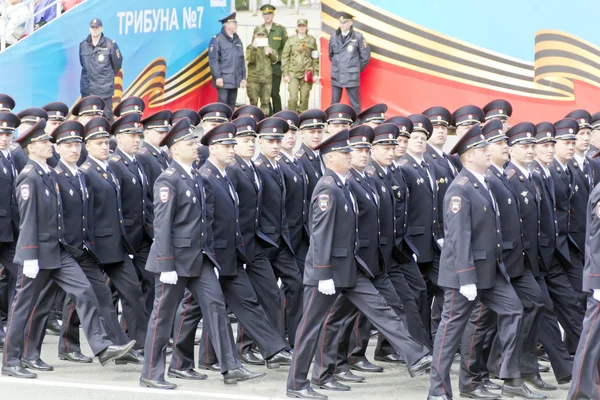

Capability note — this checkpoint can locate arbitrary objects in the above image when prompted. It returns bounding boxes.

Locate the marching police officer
[282,19,319,113]
[42,101,69,168]
[287,127,432,400]
[483,99,513,133]
[429,124,535,400]
[254,4,288,114]
[79,18,123,122]
[3,119,135,379]
[328,12,371,112]
[208,13,246,110]
[137,110,172,194]
[14,108,49,173]
[80,116,149,351]
[296,109,328,200]
[325,103,356,136]
[140,119,263,389]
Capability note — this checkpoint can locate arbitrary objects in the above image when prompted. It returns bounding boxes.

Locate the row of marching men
[0,92,599,400]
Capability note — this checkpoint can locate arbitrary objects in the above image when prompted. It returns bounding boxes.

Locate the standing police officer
[296,109,328,200]
[137,110,172,194]
[79,18,122,122]
[328,12,371,112]
[208,13,246,111]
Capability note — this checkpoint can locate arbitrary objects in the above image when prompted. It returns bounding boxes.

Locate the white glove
[242,264,247,270]
[459,284,477,301]
[412,253,417,262]
[436,238,444,248]
[318,279,336,295]
[23,260,39,279]
[159,271,178,285]
[214,267,219,279]
[593,289,600,302]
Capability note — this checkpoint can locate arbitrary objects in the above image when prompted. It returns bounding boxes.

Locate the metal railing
[1,0,62,51]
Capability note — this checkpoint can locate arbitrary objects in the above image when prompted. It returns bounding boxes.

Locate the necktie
[444,153,457,177]
[584,159,593,188]
[105,164,118,190]
[421,161,434,189]
[250,162,260,190]
[223,174,237,201]
[132,157,144,185]
[6,152,16,177]
[484,177,496,211]
[76,171,85,199]
[344,181,356,212]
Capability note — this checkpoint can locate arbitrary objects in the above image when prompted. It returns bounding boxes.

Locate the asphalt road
[0,326,571,400]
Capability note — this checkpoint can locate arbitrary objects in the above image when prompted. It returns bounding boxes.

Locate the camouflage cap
[297,18,308,26]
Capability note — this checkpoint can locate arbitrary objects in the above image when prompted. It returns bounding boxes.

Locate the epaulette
[398,159,409,167]
[164,168,176,176]
[323,176,334,184]
[22,164,33,174]
[56,169,64,175]
[229,159,237,167]
[109,154,121,163]
[80,162,91,171]
[139,147,148,154]
[9,143,18,151]
[532,166,541,175]
[254,158,264,166]
[200,168,211,178]
[365,165,375,176]
[506,168,516,179]
[295,148,306,159]
[456,176,469,186]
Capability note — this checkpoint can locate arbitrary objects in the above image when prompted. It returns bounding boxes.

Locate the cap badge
[388,133,393,138]
[228,133,233,138]
[273,128,277,132]
[338,113,343,117]
[164,120,169,125]
[581,119,585,123]
[547,132,551,137]
[56,111,60,116]
[216,112,220,117]
[418,123,423,127]
[247,125,251,130]
[480,135,485,140]
[499,109,504,114]
[468,114,473,119]
[401,126,406,131]
[71,132,75,136]
[93,19,97,23]
[569,129,574,133]
[36,116,40,121]
[134,105,139,110]
[92,105,97,110]
[437,116,442,120]
[362,136,367,142]
[313,119,317,123]
[526,132,531,137]
[2,122,6,127]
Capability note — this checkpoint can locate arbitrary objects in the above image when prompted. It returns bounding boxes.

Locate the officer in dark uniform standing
[531,122,574,384]
[140,119,263,389]
[567,174,600,399]
[196,103,233,168]
[42,102,69,168]
[276,110,310,276]
[296,109,327,201]
[254,117,304,349]
[208,13,246,110]
[80,116,149,351]
[137,110,172,195]
[287,128,432,400]
[328,12,371,112]
[79,18,122,122]
[109,114,155,315]
[428,125,538,400]
[565,110,592,309]
[325,103,356,137]
[483,99,513,133]
[2,120,135,379]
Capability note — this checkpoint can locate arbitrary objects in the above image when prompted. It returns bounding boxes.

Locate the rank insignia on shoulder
[450,196,462,213]
[505,169,516,179]
[323,176,334,184]
[456,176,469,186]
[110,155,121,162]
[398,159,409,167]
[318,194,330,211]
[80,163,91,171]
[165,168,176,176]
[201,169,211,178]
[254,159,264,166]
[57,170,63,175]
[140,147,148,154]
[365,166,375,176]
[22,165,33,173]
[533,167,540,174]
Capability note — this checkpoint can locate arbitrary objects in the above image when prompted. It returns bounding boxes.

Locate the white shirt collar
[555,159,568,171]
[353,168,365,178]
[513,162,531,179]
[409,153,425,164]
[174,159,194,179]
[145,142,162,153]
[491,163,504,174]
[280,151,295,162]
[63,162,79,176]
[89,155,108,171]
[120,150,135,163]
[334,171,346,184]
[266,157,278,170]
[32,159,51,174]
[207,159,227,177]
[466,168,487,188]
[537,162,551,177]
[430,145,444,157]
[573,153,585,169]
[392,159,400,168]
[0,149,9,158]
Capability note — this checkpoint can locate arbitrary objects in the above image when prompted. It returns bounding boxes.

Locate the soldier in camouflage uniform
[246,26,278,117]
[253,5,287,114]
[282,19,319,114]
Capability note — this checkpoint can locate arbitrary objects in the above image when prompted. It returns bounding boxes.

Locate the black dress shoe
[286,388,328,399]
[2,365,37,378]
[266,350,292,369]
[482,380,502,391]
[333,370,364,383]
[115,349,144,365]
[537,363,550,373]
[223,367,266,384]
[22,358,53,371]
[523,376,557,391]
[459,388,500,399]
[139,377,177,389]
[348,359,383,373]
[197,361,220,371]
[501,383,547,399]
[97,340,136,366]
[317,381,350,391]
[374,353,405,364]
[168,368,207,380]
[46,320,61,336]
[427,395,452,400]
[239,350,263,365]
[59,351,93,363]
[556,375,571,385]
[408,354,432,378]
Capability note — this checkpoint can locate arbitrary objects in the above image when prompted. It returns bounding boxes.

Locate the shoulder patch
[365,165,375,176]
[506,168,516,179]
[80,162,91,171]
[200,168,212,178]
[450,196,462,213]
[398,159,409,167]
[164,168,176,176]
[109,154,121,162]
[22,164,33,174]
[19,184,30,200]
[317,194,330,211]
[323,176,334,184]
[456,176,469,186]
[158,186,170,203]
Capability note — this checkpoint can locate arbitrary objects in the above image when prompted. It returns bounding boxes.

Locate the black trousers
[567,243,587,309]
[0,241,19,332]
[169,265,288,371]
[24,251,133,360]
[331,86,361,113]
[567,294,600,400]
[3,249,112,367]
[132,239,154,315]
[429,275,523,398]
[101,255,149,350]
[141,260,240,381]
[311,271,413,385]
[287,274,430,391]
[102,96,114,123]
[217,88,238,111]
[270,73,282,114]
